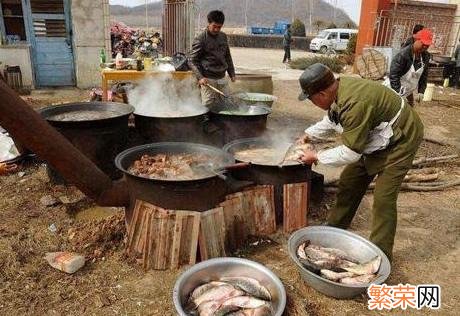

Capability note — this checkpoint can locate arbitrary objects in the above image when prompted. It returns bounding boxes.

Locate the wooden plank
[199,207,226,260]
[283,182,309,233]
[170,212,184,269]
[175,211,201,267]
[137,204,151,254]
[131,201,201,270]
[126,200,142,255]
[142,210,154,271]
[220,195,247,253]
[252,185,277,235]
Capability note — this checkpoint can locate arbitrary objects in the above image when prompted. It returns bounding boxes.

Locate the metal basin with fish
[173,257,286,316]
[288,226,391,299]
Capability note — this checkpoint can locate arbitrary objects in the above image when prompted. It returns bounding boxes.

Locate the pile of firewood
[325,154,459,192]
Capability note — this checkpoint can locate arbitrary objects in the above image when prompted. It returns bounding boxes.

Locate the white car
[310,28,358,53]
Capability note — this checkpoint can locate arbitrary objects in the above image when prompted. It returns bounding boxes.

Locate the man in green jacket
[297,63,424,260]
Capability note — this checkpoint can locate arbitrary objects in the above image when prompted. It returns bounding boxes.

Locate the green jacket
[331,77,424,174]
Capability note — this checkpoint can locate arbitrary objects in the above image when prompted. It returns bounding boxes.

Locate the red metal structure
[356,0,459,55]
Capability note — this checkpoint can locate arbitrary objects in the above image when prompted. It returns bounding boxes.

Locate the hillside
[110,0,356,31]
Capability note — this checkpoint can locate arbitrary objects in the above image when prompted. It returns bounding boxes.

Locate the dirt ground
[1,52,459,315]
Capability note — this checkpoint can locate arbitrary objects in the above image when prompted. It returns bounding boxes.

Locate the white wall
[0,44,34,88]
[71,0,111,88]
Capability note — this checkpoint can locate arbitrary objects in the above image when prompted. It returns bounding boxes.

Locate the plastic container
[115,52,123,70]
[144,57,153,71]
[423,83,435,102]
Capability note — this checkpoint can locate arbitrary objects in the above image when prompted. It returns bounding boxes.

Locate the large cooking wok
[209,104,272,146]
[115,142,251,218]
[134,108,214,144]
[40,102,134,181]
[223,137,311,185]
[224,137,311,223]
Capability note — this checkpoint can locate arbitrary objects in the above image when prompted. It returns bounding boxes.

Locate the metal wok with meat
[128,153,215,181]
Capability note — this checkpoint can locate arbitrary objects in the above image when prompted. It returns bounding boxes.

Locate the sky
[109,0,362,24]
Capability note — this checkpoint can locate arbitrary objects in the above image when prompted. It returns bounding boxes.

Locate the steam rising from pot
[128,74,207,117]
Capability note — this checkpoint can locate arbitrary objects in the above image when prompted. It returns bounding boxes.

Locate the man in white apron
[386,29,433,105]
[296,63,424,260]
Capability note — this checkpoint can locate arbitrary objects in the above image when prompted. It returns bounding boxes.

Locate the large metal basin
[288,226,391,299]
[173,257,286,316]
[235,92,277,108]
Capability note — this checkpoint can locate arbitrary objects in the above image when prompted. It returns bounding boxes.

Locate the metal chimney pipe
[0,80,129,207]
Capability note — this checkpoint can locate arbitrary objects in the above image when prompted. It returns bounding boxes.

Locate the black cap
[298,63,336,101]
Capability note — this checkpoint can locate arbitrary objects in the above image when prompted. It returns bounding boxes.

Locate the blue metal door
[28,0,75,86]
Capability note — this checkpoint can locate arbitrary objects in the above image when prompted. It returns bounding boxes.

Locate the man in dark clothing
[388,29,432,106]
[188,10,236,106]
[401,24,424,48]
[453,39,460,88]
[283,24,293,63]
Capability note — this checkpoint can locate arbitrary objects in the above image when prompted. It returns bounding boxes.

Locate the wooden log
[199,207,227,260]
[412,155,458,167]
[283,182,309,233]
[404,173,439,183]
[407,167,439,175]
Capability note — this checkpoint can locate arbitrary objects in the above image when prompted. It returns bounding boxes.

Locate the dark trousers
[283,46,291,63]
[327,155,417,261]
[454,66,460,88]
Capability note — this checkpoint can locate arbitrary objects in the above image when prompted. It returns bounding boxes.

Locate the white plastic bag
[0,132,20,162]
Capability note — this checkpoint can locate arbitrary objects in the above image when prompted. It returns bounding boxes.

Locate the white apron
[384,57,425,97]
[363,98,405,154]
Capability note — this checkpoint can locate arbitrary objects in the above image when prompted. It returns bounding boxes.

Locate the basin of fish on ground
[173,257,286,316]
[288,226,391,299]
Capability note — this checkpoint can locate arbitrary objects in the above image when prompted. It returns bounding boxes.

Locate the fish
[313,258,356,271]
[214,305,242,316]
[298,258,321,274]
[320,269,356,282]
[343,256,381,276]
[220,277,271,301]
[197,300,222,316]
[221,296,268,309]
[296,242,309,260]
[189,281,228,302]
[304,245,339,261]
[227,305,273,316]
[340,274,378,285]
[318,247,359,263]
[193,284,244,309]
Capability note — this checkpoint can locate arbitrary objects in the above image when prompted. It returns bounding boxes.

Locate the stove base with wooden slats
[125,183,308,271]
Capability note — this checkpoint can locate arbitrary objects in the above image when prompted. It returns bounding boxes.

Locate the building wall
[0,44,34,88]
[71,0,110,88]
[449,0,460,52]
